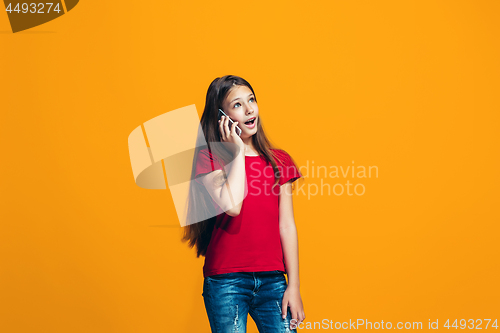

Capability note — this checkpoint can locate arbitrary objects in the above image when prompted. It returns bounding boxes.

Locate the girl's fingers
[294,311,302,327]
[219,117,226,140]
[291,311,299,330]
[224,116,231,138]
[219,115,238,141]
[281,302,287,319]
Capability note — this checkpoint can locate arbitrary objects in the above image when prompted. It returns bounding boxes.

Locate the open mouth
[244,117,256,125]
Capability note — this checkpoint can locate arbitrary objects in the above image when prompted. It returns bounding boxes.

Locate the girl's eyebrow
[230,93,254,104]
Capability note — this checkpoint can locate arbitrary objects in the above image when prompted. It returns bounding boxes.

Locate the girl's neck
[241,136,253,147]
[242,137,257,155]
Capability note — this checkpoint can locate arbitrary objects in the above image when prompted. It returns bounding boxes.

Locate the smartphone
[218,109,242,136]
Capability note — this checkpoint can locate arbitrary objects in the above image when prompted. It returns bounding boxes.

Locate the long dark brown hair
[181,75,289,257]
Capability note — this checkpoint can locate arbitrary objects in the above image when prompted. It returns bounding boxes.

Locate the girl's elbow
[224,201,243,217]
[226,206,242,217]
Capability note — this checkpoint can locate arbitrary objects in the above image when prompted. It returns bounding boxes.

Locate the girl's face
[221,85,258,138]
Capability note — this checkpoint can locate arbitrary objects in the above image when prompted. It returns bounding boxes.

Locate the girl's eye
[234,98,255,108]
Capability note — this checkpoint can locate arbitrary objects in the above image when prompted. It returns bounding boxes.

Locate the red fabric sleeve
[194,149,225,185]
[275,150,303,186]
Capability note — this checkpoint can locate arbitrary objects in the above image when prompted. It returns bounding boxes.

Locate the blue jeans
[202,270,297,333]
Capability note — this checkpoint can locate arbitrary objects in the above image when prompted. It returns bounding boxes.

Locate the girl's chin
[240,131,257,139]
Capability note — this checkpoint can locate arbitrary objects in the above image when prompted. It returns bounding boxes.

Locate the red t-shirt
[194,148,302,277]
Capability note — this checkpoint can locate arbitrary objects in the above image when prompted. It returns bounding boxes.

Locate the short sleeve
[275,150,303,186]
[194,149,225,185]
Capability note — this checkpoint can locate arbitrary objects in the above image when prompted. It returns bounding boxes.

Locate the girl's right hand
[219,116,245,153]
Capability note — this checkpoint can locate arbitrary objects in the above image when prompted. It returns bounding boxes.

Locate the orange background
[1,1,499,332]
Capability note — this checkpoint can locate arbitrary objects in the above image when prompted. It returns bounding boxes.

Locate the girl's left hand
[281,285,305,330]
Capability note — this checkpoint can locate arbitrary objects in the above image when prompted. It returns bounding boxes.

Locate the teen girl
[182,75,305,332]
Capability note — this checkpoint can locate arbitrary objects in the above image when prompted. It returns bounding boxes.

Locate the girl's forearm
[219,148,246,215]
[280,223,300,288]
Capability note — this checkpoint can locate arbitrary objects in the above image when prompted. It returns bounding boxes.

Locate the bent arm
[201,148,246,216]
